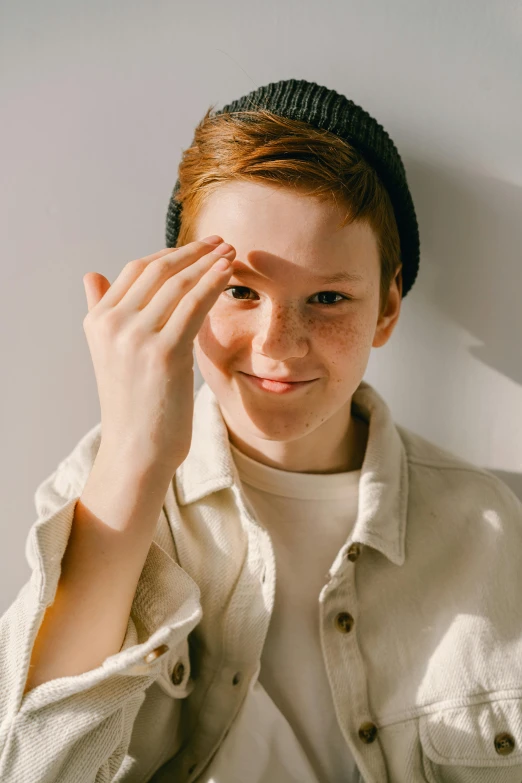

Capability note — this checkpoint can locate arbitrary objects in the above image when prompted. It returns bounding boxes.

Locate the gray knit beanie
[166,78,420,298]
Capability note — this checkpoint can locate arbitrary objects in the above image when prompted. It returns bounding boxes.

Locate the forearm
[23,446,176,694]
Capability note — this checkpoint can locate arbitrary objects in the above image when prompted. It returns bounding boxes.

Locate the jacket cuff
[11,494,201,716]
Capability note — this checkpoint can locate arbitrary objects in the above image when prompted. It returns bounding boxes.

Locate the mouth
[239,372,318,394]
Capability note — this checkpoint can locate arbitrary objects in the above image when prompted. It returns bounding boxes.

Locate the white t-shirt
[226,440,362,783]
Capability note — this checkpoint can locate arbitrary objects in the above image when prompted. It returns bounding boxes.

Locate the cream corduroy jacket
[1,380,521,783]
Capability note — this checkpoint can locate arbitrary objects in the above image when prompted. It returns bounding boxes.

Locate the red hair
[173,106,402,316]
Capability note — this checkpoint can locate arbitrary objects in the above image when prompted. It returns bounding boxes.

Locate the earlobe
[372,321,392,349]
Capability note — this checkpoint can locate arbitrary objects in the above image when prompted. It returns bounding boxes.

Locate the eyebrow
[230,268,365,285]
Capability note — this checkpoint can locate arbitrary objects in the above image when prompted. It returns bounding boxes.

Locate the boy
[2,79,521,783]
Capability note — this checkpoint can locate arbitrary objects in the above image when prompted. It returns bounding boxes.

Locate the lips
[239,372,318,395]
[243,373,315,383]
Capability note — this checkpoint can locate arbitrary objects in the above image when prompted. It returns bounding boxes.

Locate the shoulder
[396,423,522,524]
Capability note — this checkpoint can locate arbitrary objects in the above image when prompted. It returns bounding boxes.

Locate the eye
[223,287,350,307]
[309,291,349,306]
[223,286,256,301]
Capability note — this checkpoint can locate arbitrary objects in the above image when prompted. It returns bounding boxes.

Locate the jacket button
[232,671,242,685]
[347,543,361,562]
[335,612,354,633]
[358,722,378,743]
[172,660,185,685]
[494,732,516,755]
[143,644,169,663]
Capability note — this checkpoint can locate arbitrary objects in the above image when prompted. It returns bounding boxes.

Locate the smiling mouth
[242,373,316,383]
[239,372,318,394]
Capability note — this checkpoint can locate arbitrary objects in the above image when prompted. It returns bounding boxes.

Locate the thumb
[83,272,111,313]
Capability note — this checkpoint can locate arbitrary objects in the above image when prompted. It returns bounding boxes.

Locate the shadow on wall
[404,159,522,501]
[406,159,522,385]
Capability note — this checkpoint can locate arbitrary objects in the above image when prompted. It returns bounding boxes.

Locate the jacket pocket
[419,698,522,783]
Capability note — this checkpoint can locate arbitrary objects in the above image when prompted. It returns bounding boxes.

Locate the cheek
[308,315,372,357]
[312,312,378,393]
[196,310,245,360]
[197,306,373,361]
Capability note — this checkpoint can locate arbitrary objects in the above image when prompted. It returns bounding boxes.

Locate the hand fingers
[96,239,223,312]
[139,244,236,332]
[158,252,235,345]
[117,240,231,314]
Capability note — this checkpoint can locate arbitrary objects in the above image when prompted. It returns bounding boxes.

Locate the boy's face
[193,180,402,472]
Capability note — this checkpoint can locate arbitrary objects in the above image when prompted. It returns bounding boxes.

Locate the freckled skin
[193,180,402,474]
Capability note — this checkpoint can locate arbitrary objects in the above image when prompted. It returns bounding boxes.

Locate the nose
[251,305,309,360]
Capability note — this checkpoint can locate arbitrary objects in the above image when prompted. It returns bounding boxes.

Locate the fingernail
[202,235,223,245]
[215,242,233,254]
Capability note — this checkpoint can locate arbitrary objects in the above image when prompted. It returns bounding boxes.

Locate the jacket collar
[175,380,407,566]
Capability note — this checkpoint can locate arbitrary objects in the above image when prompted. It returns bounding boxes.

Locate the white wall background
[1,0,521,613]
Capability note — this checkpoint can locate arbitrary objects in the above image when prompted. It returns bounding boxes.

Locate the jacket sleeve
[0,422,202,783]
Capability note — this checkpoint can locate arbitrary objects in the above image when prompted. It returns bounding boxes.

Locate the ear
[372,267,402,348]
